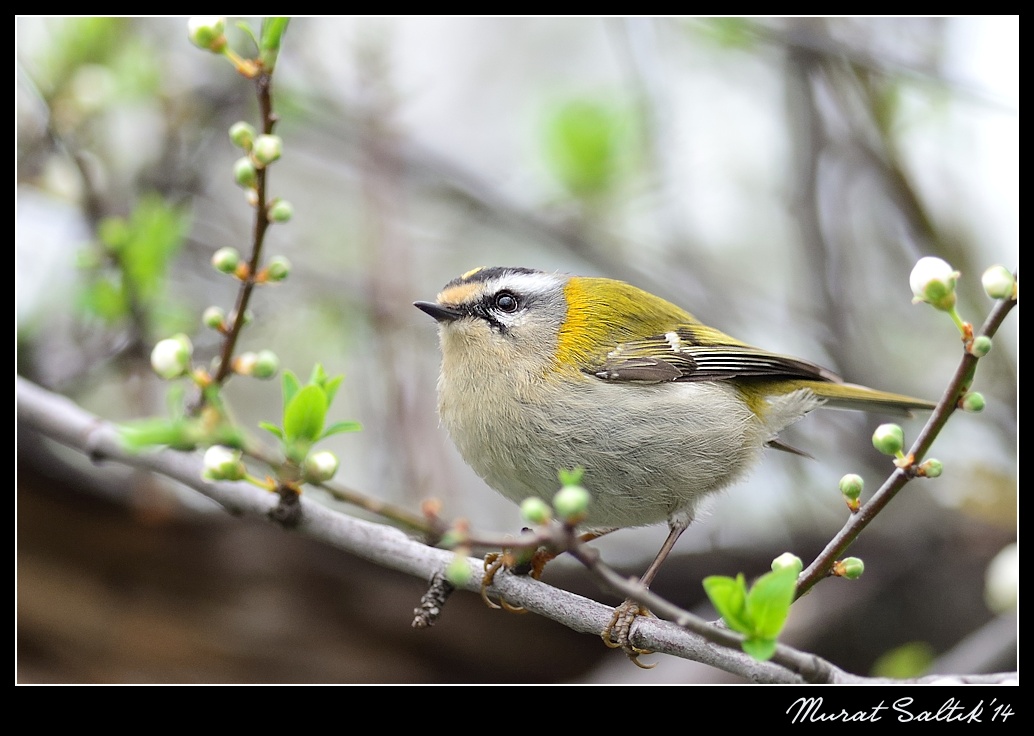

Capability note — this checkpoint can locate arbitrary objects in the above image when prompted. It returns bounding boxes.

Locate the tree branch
[16,376,1016,684]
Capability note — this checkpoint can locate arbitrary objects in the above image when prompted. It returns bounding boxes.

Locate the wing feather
[590,329,843,385]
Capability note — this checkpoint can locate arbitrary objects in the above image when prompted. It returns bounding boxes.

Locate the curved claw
[480,554,505,610]
[500,598,528,614]
[480,587,503,610]
[480,551,528,612]
[481,544,560,614]
[627,651,657,670]
[601,600,656,668]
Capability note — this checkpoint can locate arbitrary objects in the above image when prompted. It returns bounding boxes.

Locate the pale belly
[440,376,771,529]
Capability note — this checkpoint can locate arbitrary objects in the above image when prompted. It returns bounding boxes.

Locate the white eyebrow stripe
[485,271,562,299]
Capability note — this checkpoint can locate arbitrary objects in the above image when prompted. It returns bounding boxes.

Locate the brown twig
[796,291,1017,597]
[211,71,278,388]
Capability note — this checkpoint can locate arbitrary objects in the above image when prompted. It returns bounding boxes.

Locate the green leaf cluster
[261,364,361,464]
[542,99,633,198]
[78,194,190,329]
[702,566,797,661]
[37,17,128,87]
[37,18,161,103]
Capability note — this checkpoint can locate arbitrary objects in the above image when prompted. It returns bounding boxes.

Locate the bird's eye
[494,291,519,313]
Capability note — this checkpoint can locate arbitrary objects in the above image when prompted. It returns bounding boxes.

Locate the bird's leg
[602,517,691,668]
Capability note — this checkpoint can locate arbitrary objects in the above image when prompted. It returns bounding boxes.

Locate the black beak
[414,301,465,323]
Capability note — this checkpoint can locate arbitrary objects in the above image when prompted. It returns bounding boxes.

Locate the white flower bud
[229,121,256,151]
[981,265,1015,300]
[150,334,193,379]
[771,553,803,575]
[984,543,1017,613]
[252,135,282,166]
[304,450,339,482]
[202,306,226,330]
[202,445,245,481]
[909,257,959,311]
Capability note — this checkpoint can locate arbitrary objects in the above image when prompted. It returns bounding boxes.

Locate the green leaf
[281,370,301,407]
[40,17,127,85]
[557,467,585,486]
[259,421,284,439]
[261,17,290,50]
[742,637,778,661]
[283,384,327,443]
[304,363,344,404]
[234,21,260,51]
[309,363,328,386]
[119,418,196,451]
[322,374,343,405]
[702,574,752,635]
[543,99,627,197]
[210,425,247,450]
[260,17,289,70]
[320,420,362,439]
[745,566,797,639]
[118,194,190,304]
[80,277,128,321]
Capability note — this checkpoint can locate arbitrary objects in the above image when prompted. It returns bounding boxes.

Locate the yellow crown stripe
[437,283,479,304]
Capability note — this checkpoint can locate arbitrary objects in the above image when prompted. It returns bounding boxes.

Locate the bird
[414,265,934,665]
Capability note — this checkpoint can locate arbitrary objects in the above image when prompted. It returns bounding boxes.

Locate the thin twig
[797,292,1017,597]
[212,71,278,387]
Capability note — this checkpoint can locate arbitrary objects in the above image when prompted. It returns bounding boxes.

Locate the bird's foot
[602,599,656,669]
[480,547,556,613]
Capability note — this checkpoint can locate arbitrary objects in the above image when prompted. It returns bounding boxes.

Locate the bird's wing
[589,329,842,384]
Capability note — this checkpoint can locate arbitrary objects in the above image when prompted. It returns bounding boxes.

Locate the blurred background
[17,17,1016,684]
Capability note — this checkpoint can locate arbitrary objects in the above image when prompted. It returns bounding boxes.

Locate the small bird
[415,266,933,664]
